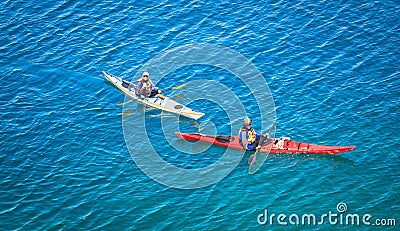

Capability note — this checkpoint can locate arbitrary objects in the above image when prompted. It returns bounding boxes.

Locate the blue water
[1,0,399,230]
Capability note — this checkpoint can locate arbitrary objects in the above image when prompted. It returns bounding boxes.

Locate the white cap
[243,117,252,126]
[142,72,150,77]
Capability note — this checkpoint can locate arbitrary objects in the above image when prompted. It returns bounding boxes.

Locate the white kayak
[103,71,204,120]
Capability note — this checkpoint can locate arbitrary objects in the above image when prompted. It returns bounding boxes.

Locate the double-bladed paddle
[117,83,187,106]
[248,120,277,166]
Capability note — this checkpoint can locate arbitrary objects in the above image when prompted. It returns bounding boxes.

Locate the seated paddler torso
[136,72,161,98]
[238,117,268,151]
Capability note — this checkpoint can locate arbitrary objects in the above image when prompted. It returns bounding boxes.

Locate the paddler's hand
[158,90,162,94]
[140,94,145,99]
[256,145,261,150]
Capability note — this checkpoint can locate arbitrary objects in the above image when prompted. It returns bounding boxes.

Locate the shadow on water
[105,79,202,129]
[269,153,354,164]
[118,99,202,130]
[235,149,354,172]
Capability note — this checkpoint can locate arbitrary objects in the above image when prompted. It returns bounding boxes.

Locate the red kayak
[175,132,356,155]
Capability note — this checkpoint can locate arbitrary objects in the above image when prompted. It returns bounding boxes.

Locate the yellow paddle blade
[157,94,166,100]
[171,83,187,90]
[117,99,133,106]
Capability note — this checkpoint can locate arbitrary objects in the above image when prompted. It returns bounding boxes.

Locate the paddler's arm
[256,133,269,149]
[136,82,142,95]
[149,80,162,94]
[239,129,249,150]
[256,131,269,139]
[154,87,162,94]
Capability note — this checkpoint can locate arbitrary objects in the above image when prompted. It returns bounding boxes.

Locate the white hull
[103,71,204,120]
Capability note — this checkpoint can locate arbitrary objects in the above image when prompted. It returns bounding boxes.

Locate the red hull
[175,132,356,155]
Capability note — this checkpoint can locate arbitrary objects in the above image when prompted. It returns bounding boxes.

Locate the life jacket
[247,129,257,144]
[137,79,154,97]
[239,127,257,147]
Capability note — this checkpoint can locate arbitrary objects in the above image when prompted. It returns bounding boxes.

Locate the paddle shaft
[117,83,184,106]
[164,83,187,92]
[248,120,277,165]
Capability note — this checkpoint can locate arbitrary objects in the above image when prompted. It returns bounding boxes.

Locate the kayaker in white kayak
[136,72,161,98]
[239,117,269,151]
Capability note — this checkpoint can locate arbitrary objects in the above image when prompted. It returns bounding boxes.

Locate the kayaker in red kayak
[136,72,161,98]
[238,117,269,151]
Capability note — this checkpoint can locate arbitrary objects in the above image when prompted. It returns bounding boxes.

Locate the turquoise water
[1,0,399,230]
